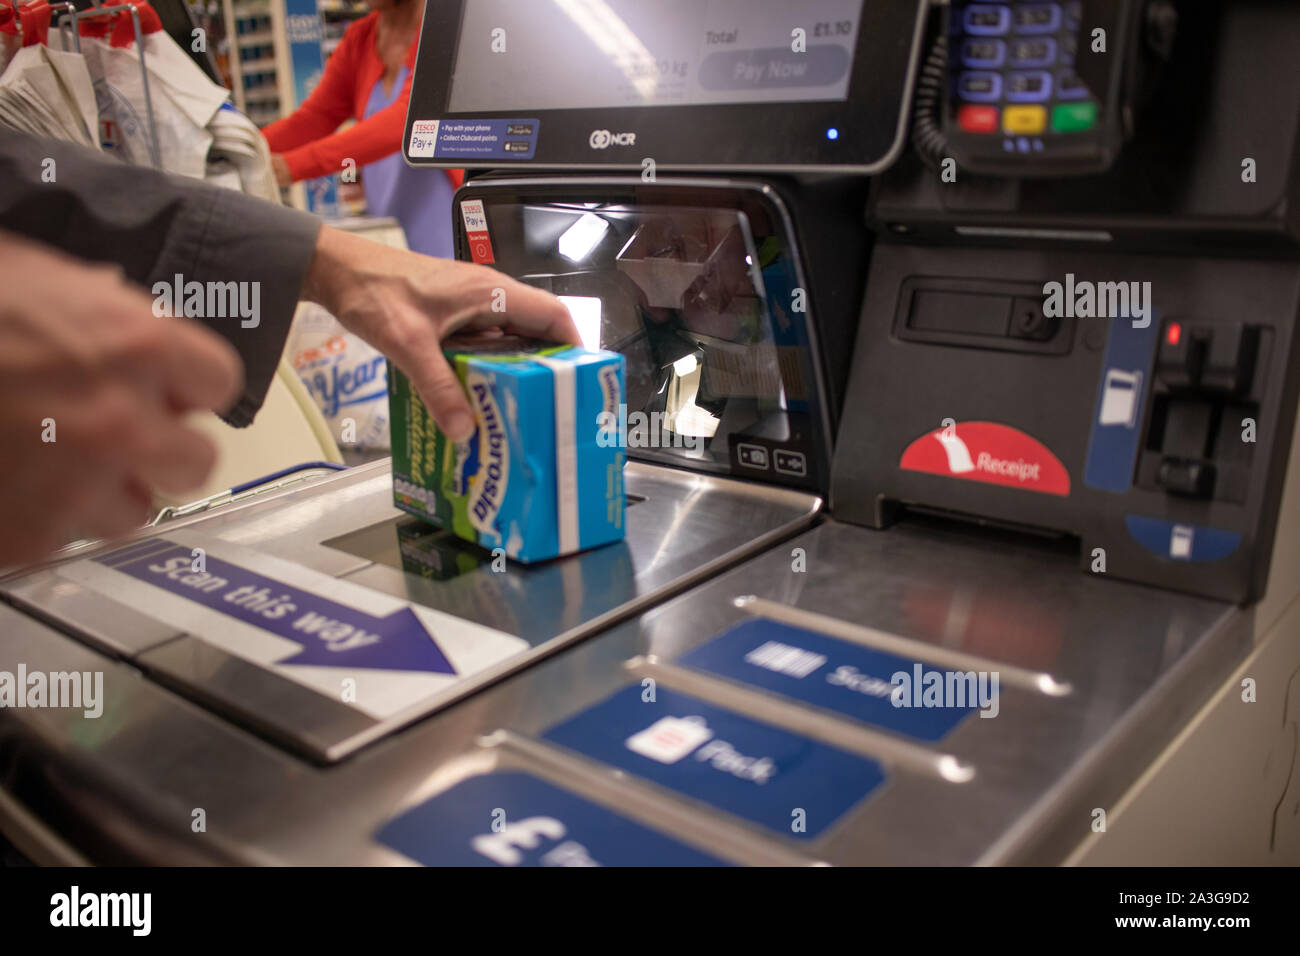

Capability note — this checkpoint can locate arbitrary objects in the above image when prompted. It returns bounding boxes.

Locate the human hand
[271,153,293,189]
[0,231,243,567]
[302,226,580,441]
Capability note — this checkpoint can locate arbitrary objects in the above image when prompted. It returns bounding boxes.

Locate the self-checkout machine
[361,0,1300,867]
[822,0,1300,862]
[1,0,1298,868]
[0,1,926,864]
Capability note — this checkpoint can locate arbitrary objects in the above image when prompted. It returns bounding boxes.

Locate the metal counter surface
[0,512,1246,865]
[0,459,821,764]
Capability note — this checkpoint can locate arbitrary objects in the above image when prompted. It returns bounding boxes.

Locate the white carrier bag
[78,4,226,178]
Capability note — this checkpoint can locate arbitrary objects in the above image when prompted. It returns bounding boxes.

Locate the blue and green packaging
[389,341,626,563]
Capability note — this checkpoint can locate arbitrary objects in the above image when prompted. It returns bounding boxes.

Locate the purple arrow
[276,605,455,673]
[95,541,456,675]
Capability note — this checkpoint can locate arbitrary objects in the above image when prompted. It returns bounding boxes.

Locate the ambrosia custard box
[389,341,626,563]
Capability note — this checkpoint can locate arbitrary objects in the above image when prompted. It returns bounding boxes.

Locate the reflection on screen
[449,0,864,112]
[471,199,815,476]
[559,295,604,349]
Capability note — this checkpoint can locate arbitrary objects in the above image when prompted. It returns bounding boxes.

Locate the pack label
[542,686,886,839]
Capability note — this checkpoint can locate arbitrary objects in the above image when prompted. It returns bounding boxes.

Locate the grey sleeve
[0,132,323,427]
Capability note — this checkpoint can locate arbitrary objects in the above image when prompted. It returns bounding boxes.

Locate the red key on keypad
[958,105,999,133]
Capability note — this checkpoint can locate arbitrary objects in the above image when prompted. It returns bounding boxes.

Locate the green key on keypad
[1051,102,1097,132]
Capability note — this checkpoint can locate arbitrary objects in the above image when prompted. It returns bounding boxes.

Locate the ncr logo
[589,129,636,149]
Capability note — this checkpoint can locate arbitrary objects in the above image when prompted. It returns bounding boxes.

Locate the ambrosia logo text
[466,372,509,536]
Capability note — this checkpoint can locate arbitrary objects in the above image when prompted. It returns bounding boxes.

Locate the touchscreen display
[451,189,828,489]
[448,0,865,113]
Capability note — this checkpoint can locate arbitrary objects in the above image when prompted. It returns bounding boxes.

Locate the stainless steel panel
[625,656,976,782]
[0,604,315,865]
[1,569,183,658]
[339,460,823,644]
[136,638,379,761]
[615,520,1244,864]
[1,458,821,764]
[475,732,822,866]
[173,461,401,577]
[0,520,1252,865]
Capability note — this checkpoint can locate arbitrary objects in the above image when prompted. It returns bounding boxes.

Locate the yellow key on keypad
[1002,105,1047,135]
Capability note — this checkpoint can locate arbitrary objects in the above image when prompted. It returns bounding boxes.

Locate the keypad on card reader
[952,2,1098,143]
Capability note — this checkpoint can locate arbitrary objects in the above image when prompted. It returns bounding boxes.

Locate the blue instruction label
[679,619,978,741]
[1084,310,1160,492]
[542,685,885,839]
[93,539,454,673]
[1125,515,1241,563]
[408,118,539,160]
[375,772,726,866]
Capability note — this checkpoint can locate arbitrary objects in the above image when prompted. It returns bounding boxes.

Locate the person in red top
[263,0,461,258]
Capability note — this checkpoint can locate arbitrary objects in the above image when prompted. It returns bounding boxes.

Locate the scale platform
[0,460,819,764]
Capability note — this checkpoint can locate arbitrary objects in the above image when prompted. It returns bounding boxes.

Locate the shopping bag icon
[625,715,713,764]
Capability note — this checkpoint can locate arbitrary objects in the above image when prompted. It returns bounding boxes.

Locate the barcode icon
[744,640,827,679]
